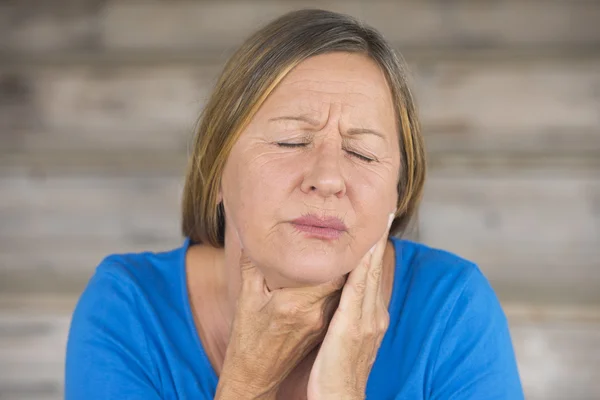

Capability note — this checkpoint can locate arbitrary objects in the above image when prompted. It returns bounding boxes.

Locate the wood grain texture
[0,312,68,400]
[1,0,599,54]
[0,64,216,154]
[1,59,598,160]
[419,172,600,305]
[0,173,184,294]
[0,174,183,242]
[512,320,600,400]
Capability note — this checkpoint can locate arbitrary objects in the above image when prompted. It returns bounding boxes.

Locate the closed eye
[276,143,376,163]
[347,151,375,163]
[276,142,308,148]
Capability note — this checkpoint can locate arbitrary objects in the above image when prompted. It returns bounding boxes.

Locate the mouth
[290,214,347,240]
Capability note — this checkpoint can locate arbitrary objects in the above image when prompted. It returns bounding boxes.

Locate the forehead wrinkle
[281,77,384,97]
[271,86,388,115]
[264,75,395,139]
[275,80,392,112]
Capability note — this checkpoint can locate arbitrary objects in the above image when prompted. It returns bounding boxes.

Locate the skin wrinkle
[274,82,389,123]
[270,112,387,141]
[220,53,399,291]
[181,39,426,396]
[281,78,387,103]
[273,103,391,144]
[266,124,392,166]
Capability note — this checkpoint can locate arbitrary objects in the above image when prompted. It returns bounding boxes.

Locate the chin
[264,251,349,289]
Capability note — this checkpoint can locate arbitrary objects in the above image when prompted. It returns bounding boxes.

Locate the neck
[185,235,396,380]
[185,242,233,375]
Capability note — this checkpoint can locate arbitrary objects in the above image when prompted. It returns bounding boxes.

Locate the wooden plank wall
[1,1,599,399]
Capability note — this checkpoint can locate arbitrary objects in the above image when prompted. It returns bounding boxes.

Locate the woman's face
[221,52,400,289]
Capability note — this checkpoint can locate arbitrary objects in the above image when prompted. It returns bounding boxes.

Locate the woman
[65,9,524,399]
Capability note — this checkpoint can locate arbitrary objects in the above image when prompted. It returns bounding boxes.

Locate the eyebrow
[346,127,385,139]
[268,115,385,138]
[269,115,320,126]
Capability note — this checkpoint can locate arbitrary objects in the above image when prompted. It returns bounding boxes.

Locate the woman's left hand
[306,214,394,400]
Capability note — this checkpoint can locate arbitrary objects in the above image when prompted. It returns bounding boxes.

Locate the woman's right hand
[214,249,345,400]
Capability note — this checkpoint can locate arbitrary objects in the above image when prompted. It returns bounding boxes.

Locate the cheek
[345,165,398,250]
[249,153,298,203]
[349,164,398,213]
[225,151,299,224]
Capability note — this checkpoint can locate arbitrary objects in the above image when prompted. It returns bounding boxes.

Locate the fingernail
[234,227,244,250]
[387,213,395,230]
[369,244,377,255]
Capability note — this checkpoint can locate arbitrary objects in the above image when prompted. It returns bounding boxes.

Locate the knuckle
[368,265,382,281]
[305,309,325,331]
[378,314,390,332]
[353,281,367,296]
[272,299,299,317]
[239,255,253,270]
[267,318,284,331]
[360,318,377,335]
[363,324,377,339]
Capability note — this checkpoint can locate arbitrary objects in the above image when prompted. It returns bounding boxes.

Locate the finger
[239,248,268,296]
[316,290,342,338]
[337,248,372,316]
[377,213,395,299]
[363,213,394,317]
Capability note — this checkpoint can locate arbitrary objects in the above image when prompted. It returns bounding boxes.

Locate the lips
[290,214,347,240]
[292,215,347,231]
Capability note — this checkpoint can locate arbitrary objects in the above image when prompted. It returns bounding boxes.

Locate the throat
[276,347,318,400]
[185,244,233,376]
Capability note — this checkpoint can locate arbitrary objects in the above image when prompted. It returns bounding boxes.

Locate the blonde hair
[182,9,426,246]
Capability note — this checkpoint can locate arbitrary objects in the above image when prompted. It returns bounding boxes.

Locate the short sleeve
[430,267,525,400]
[65,258,162,400]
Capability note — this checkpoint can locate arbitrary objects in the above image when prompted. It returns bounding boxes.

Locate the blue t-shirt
[65,237,524,399]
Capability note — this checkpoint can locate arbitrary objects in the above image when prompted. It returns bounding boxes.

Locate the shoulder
[69,240,190,337]
[65,242,190,399]
[89,239,189,298]
[391,237,488,298]
[389,237,506,338]
[387,238,523,397]
[66,240,190,371]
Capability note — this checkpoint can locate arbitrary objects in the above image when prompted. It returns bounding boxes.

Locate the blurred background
[0,1,599,399]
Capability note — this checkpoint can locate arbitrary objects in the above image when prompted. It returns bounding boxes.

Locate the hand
[215,247,345,400]
[307,214,394,400]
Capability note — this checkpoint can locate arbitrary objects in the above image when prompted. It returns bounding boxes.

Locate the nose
[300,139,346,198]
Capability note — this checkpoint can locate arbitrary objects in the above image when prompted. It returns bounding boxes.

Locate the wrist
[215,373,278,400]
[215,383,277,400]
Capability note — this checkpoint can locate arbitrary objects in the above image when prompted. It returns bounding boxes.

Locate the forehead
[262,52,395,118]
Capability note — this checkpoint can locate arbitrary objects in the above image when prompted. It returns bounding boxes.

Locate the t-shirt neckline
[178,236,403,384]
